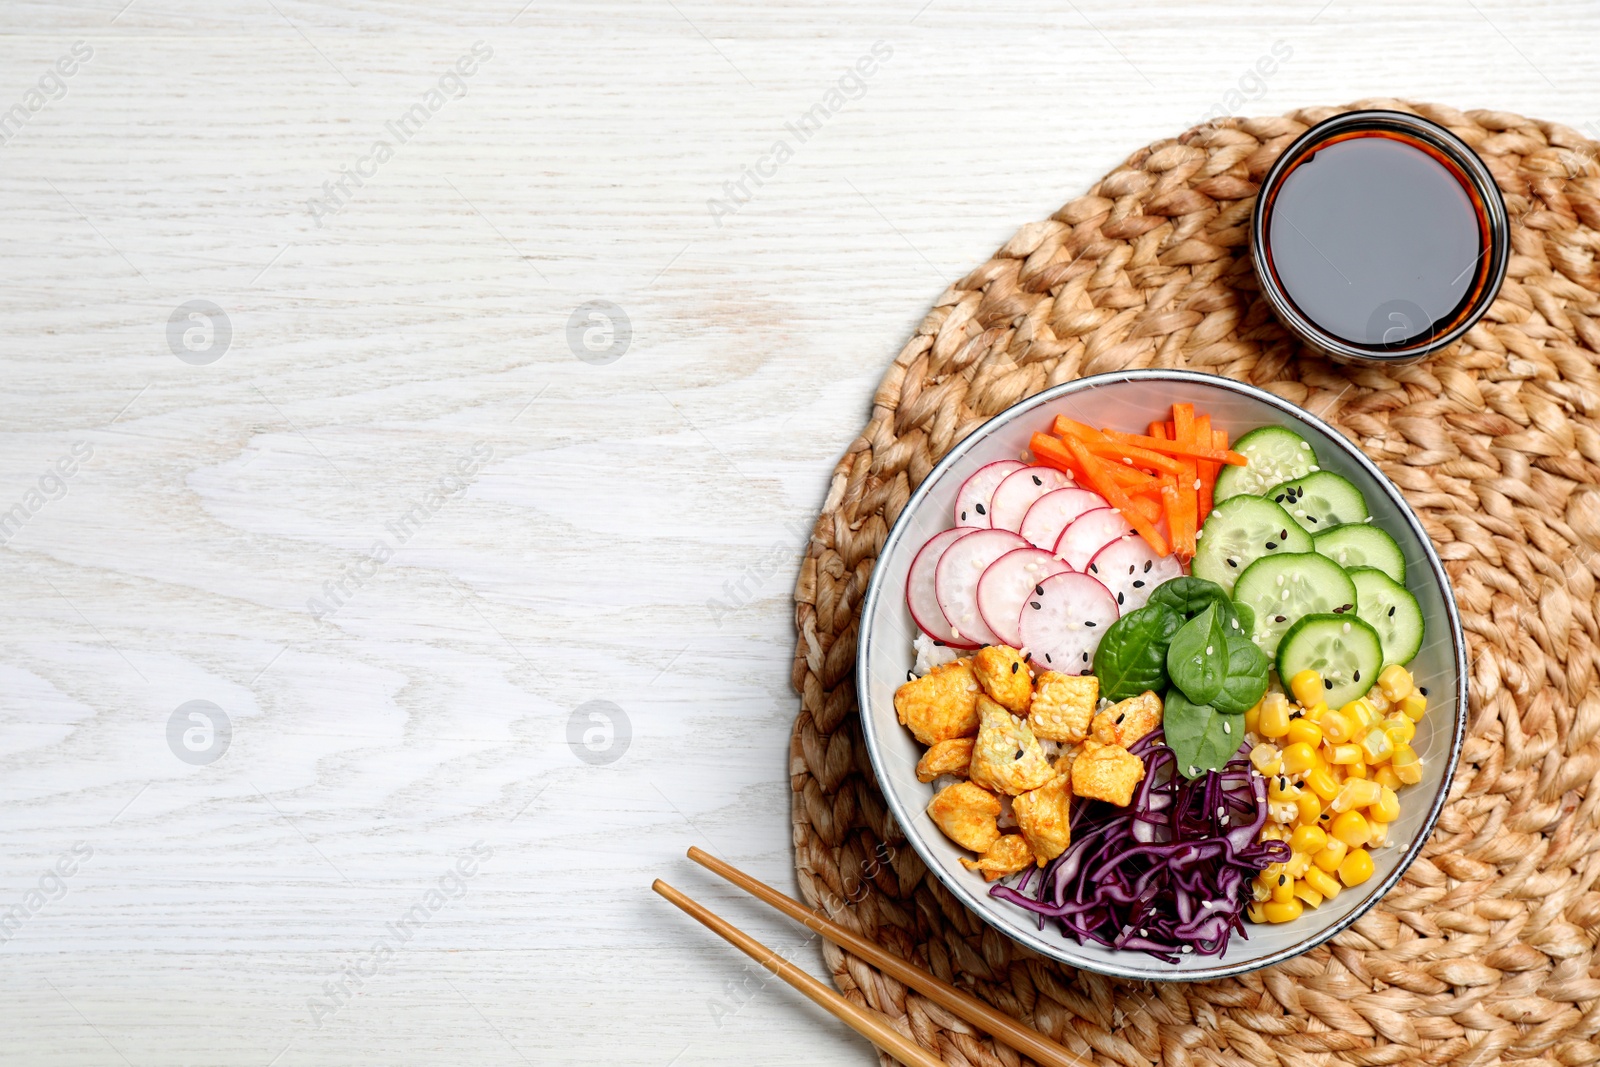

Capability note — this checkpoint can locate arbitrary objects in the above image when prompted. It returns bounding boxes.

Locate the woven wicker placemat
[788,100,1600,1067]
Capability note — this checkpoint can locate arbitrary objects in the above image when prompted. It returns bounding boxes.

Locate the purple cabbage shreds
[991,729,1289,963]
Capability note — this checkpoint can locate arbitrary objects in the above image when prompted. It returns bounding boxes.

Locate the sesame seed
[1193,479,1202,491]
[1342,622,1351,634]
[1205,645,1214,655]
[1227,558,1237,568]
[975,503,986,515]
[1324,678,1333,689]
[1353,670,1360,682]
[1030,601,1042,610]
[1274,615,1285,623]
[1032,475,1042,486]
[1011,662,1019,674]
[1419,687,1429,696]
[1301,442,1310,450]
[1266,542,1278,550]
[1189,766,1198,776]
[1388,606,1395,617]
[1133,580,1145,588]
[1144,560,1152,572]
[1223,721,1232,734]
[1085,620,1097,627]
[1278,875,1286,886]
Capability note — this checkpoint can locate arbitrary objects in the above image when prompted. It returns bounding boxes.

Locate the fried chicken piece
[959,833,1034,881]
[894,658,980,745]
[1070,740,1145,807]
[1027,671,1098,743]
[926,781,1002,852]
[1013,773,1072,866]
[1090,690,1163,748]
[973,645,1032,714]
[969,696,1054,796]
[915,737,975,783]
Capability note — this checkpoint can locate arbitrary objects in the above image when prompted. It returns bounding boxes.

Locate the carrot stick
[1195,413,1217,522]
[1100,430,1247,466]
[1063,437,1170,557]
[1029,433,1087,479]
[1172,403,1195,448]
[1126,494,1161,523]
[1055,416,1184,475]
[1148,421,1168,440]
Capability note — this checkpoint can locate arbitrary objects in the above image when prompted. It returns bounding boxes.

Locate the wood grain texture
[0,2,1597,1064]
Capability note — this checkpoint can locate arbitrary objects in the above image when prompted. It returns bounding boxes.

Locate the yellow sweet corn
[1344,760,1369,779]
[1331,779,1381,813]
[1247,900,1267,923]
[1339,847,1375,886]
[1285,851,1312,879]
[1271,873,1295,902]
[1282,741,1318,774]
[1331,810,1371,849]
[1343,697,1378,728]
[1377,664,1413,703]
[1367,820,1388,849]
[1268,775,1297,802]
[1359,723,1395,763]
[1293,880,1324,908]
[1304,866,1341,899]
[1290,669,1323,708]
[1286,718,1324,748]
[1391,743,1423,785]
[1372,764,1402,791]
[1369,785,1401,823]
[1290,825,1329,854]
[1250,743,1283,776]
[1383,715,1415,746]
[1306,766,1340,802]
[1258,694,1291,738]
[1313,837,1348,872]
[1330,743,1362,765]
[1400,691,1428,721]
[1319,707,1357,744]
[1295,791,1322,825]
[1264,898,1303,923]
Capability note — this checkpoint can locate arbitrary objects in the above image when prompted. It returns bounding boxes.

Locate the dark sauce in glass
[1262,131,1491,348]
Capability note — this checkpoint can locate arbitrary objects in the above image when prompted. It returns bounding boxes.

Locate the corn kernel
[1268,775,1297,802]
[1331,779,1382,813]
[1330,743,1362,765]
[1250,743,1283,776]
[1304,866,1341,899]
[1367,820,1388,849]
[1319,707,1357,744]
[1377,664,1413,703]
[1331,810,1371,849]
[1342,697,1378,728]
[1303,701,1329,721]
[1258,695,1291,739]
[1339,847,1375,886]
[1383,715,1416,746]
[1391,743,1423,785]
[1359,723,1395,763]
[1344,760,1368,779]
[1400,691,1427,721]
[1365,687,1391,714]
[1244,702,1261,734]
[1372,764,1402,791]
[1293,880,1324,908]
[1271,873,1295,902]
[1370,785,1401,823]
[1281,741,1318,774]
[1286,851,1312,878]
[1306,766,1340,802]
[1260,824,1287,842]
[1247,900,1267,923]
[1290,825,1329,854]
[1263,898,1304,923]
[1295,791,1322,825]
[1286,718,1324,748]
[1313,837,1348,872]
[1290,669,1323,708]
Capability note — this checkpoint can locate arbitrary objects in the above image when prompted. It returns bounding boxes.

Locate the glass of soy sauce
[1251,110,1509,365]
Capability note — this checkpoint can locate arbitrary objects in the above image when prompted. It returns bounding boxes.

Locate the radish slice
[1019,488,1107,551]
[977,548,1073,647]
[1086,536,1184,613]
[988,466,1074,533]
[954,460,1025,528]
[934,529,1028,646]
[906,528,980,648]
[1019,571,1120,676]
[1054,507,1137,571]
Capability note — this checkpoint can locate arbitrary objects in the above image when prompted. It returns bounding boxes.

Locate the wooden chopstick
[686,846,1086,1067]
[652,879,945,1067]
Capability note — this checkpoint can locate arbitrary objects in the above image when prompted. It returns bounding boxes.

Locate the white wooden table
[1,3,1596,1063]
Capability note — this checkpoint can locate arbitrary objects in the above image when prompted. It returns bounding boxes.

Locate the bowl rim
[854,368,1469,982]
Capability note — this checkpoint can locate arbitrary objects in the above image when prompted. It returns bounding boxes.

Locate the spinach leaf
[1163,688,1245,778]
[1092,604,1182,702]
[1147,577,1233,621]
[1166,603,1228,705]
[1212,630,1270,714]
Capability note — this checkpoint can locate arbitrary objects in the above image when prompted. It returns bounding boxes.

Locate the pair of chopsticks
[654,846,1085,1067]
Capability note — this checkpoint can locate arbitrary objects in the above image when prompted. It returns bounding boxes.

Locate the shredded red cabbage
[991,730,1289,963]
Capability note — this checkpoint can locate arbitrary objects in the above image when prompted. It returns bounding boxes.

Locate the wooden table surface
[2,2,1597,1064]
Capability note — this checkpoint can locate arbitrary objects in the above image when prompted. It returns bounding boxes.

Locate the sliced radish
[934,529,1028,646]
[1019,488,1107,551]
[954,460,1025,528]
[906,528,980,648]
[1054,507,1137,571]
[1087,536,1184,613]
[977,548,1073,647]
[1019,572,1120,676]
[988,466,1074,533]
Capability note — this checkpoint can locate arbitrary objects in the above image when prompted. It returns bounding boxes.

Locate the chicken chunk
[969,696,1054,796]
[959,833,1035,881]
[1091,690,1162,748]
[1027,672,1098,743]
[1012,773,1072,866]
[926,781,1002,852]
[1070,740,1145,807]
[973,645,1032,714]
[915,737,975,783]
[894,659,980,745]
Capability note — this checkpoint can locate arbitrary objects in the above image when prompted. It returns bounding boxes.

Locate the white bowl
[855,369,1467,981]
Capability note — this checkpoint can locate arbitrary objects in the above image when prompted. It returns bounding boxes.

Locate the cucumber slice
[1348,567,1424,667]
[1233,552,1358,658]
[1267,470,1369,533]
[1214,426,1318,504]
[1276,613,1384,709]
[1314,524,1406,583]
[1191,495,1314,597]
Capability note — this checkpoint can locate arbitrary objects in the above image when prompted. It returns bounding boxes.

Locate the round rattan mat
[788,100,1600,1067]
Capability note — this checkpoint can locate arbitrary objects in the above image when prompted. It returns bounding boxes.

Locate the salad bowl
[855,369,1467,981]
